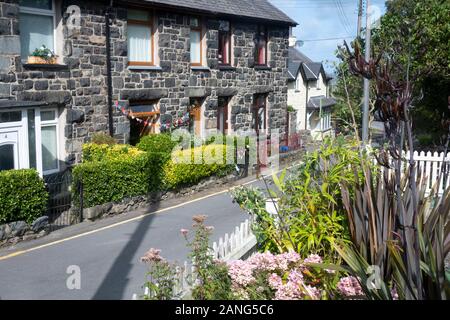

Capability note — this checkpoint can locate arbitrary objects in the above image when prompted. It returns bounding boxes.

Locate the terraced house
[0,0,296,176]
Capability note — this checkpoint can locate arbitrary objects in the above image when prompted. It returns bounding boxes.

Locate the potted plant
[27,45,58,64]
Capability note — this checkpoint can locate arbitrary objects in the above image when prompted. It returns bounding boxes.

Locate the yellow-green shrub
[163,144,234,190]
[82,143,144,162]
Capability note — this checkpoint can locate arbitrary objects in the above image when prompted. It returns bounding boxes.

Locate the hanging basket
[27,56,57,64]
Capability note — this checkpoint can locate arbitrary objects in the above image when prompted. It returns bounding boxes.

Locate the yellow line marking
[0,163,300,261]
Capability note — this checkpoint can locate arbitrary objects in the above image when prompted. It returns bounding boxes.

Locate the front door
[0,129,19,171]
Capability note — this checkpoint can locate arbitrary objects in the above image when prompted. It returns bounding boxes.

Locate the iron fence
[44,168,83,231]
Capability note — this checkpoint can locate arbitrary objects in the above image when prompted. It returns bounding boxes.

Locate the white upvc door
[0,109,30,171]
[0,129,19,170]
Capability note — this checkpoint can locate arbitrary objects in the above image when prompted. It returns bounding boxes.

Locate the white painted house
[287,42,335,140]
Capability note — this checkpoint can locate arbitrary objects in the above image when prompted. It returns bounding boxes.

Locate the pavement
[0,164,299,300]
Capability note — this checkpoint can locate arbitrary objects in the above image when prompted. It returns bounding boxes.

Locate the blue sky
[269,0,387,73]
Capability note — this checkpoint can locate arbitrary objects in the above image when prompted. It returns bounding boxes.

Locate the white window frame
[295,75,302,91]
[39,107,60,175]
[19,0,57,62]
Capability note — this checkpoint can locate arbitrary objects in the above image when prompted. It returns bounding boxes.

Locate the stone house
[0,0,296,177]
[287,42,335,140]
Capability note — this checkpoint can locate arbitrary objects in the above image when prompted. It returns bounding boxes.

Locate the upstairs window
[218,20,231,65]
[19,0,55,61]
[255,26,267,66]
[190,17,203,66]
[128,10,154,66]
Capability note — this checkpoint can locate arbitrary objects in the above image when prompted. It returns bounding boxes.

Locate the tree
[333,0,450,148]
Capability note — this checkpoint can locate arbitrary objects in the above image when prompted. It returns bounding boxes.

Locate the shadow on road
[92,201,161,300]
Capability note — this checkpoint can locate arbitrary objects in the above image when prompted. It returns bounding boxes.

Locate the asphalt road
[0,176,274,300]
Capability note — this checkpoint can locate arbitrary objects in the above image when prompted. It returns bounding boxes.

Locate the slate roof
[307,96,336,110]
[287,47,331,82]
[138,0,297,25]
[287,60,301,80]
[289,47,313,63]
[303,62,323,80]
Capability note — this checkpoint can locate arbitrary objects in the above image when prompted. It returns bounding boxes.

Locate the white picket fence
[132,216,257,300]
[407,151,450,196]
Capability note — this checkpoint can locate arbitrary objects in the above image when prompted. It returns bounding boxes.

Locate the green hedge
[74,141,234,208]
[137,133,178,154]
[163,144,234,190]
[0,169,48,224]
[73,153,152,208]
[82,143,144,162]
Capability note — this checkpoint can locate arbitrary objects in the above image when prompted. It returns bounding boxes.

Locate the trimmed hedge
[137,133,177,154]
[72,153,151,208]
[0,169,48,224]
[163,144,234,190]
[74,141,234,208]
[82,143,144,162]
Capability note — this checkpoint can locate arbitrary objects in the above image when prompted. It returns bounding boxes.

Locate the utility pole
[362,0,371,143]
[357,0,363,38]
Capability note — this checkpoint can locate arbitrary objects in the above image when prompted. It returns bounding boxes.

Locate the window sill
[218,65,236,71]
[128,66,163,71]
[254,65,271,71]
[191,66,211,72]
[22,63,69,71]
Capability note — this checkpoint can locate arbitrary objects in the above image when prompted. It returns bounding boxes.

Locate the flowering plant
[31,45,57,61]
[228,252,346,300]
[141,248,179,300]
[182,215,234,300]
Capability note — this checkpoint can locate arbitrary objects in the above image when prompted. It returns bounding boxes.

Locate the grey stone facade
[0,0,291,165]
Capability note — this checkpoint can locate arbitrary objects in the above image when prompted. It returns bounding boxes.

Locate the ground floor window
[217,96,230,135]
[0,107,61,175]
[320,110,331,131]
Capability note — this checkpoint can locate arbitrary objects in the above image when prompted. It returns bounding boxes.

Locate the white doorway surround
[0,110,29,171]
[0,107,63,176]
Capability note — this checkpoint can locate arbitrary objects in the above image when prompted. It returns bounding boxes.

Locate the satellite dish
[295,40,304,47]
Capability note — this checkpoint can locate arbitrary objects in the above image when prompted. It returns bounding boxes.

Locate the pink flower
[180,229,189,236]
[141,248,165,263]
[247,252,277,271]
[268,273,282,289]
[304,254,323,265]
[391,286,399,300]
[227,260,255,287]
[337,276,364,297]
[206,226,215,232]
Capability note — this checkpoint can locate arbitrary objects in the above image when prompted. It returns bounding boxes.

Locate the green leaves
[0,169,48,224]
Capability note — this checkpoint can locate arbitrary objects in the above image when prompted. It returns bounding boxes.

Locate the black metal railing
[44,168,82,231]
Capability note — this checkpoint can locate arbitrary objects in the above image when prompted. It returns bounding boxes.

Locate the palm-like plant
[334,39,450,300]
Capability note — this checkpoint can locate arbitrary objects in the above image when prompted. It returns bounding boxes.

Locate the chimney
[288,26,297,47]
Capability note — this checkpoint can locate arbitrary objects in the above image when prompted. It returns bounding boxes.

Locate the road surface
[0,175,276,300]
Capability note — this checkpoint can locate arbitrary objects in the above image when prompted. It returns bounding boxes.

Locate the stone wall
[0,0,290,165]
[0,216,49,247]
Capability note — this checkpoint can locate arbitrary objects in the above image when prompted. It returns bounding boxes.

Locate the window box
[27,56,58,65]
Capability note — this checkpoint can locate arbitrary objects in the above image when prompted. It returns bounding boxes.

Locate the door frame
[0,109,30,170]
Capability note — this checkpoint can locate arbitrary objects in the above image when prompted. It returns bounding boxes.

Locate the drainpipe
[105,0,114,137]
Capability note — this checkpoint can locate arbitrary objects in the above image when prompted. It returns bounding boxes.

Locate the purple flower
[303,254,323,265]
[337,276,364,297]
